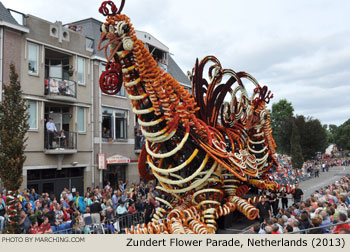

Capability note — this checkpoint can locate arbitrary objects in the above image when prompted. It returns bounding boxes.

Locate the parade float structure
[97,0,295,234]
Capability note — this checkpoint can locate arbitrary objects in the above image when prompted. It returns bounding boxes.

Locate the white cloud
[2,0,350,125]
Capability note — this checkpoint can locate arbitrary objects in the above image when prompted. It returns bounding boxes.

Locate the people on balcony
[58,130,66,148]
[59,81,67,95]
[46,118,57,149]
[50,79,59,94]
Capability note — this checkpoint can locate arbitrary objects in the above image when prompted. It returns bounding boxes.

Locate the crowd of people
[1,156,350,234]
[251,175,350,234]
[0,180,164,234]
[272,155,350,185]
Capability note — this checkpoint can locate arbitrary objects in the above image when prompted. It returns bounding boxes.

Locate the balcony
[44,131,77,154]
[44,78,77,102]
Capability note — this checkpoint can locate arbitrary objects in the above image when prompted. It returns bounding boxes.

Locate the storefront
[103,154,130,190]
[27,167,84,199]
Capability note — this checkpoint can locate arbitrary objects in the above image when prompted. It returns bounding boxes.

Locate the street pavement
[218,165,350,234]
[300,165,350,199]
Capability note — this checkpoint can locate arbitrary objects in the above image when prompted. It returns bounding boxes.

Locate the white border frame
[77,56,85,85]
[27,42,39,76]
[27,99,39,131]
[77,106,86,133]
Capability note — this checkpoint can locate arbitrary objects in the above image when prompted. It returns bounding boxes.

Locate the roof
[0,2,29,33]
[69,17,103,28]
[0,2,19,25]
[168,55,191,86]
[135,30,169,53]
[69,18,105,58]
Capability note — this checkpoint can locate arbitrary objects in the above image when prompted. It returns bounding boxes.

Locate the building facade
[0,4,191,196]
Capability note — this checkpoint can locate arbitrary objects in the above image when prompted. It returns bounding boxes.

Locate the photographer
[0,197,6,233]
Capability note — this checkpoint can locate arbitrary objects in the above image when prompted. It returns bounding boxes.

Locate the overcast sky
[2,0,350,126]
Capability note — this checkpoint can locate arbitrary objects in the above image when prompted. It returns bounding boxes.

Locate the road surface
[300,165,350,199]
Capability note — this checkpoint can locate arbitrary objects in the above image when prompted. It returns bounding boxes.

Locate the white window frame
[101,107,127,140]
[77,56,85,85]
[77,107,86,133]
[116,85,126,97]
[114,109,127,140]
[28,42,39,76]
[27,100,38,130]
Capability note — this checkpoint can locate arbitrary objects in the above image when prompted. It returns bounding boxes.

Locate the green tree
[290,121,303,169]
[323,124,333,145]
[335,119,350,150]
[271,99,294,154]
[0,64,29,233]
[329,124,338,136]
[294,115,328,160]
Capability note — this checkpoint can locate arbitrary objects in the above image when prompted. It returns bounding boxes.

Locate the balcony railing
[44,131,77,152]
[45,78,76,98]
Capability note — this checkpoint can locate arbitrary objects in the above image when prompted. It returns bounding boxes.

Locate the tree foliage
[328,124,338,144]
[271,99,329,160]
[295,116,328,160]
[290,121,304,169]
[271,99,294,154]
[0,64,29,191]
[335,119,350,150]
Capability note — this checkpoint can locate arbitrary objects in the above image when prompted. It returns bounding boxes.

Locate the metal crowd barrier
[116,212,144,233]
[51,212,144,234]
[289,220,350,234]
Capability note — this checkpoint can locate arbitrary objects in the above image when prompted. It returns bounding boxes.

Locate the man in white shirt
[116,202,128,215]
[46,118,57,149]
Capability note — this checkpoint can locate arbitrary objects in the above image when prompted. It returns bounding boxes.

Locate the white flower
[122,36,133,51]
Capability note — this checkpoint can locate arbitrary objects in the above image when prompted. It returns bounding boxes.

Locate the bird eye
[122,24,130,33]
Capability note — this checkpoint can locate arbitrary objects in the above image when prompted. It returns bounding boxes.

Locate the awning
[106,154,130,164]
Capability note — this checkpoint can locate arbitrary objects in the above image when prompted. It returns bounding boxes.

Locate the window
[86,37,94,50]
[70,168,83,177]
[101,107,127,140]
[28,42,39,75]
[102,108,113,138]
[115,110,126,139]
[49,59,62,78]
[77,107,85,132]
[45,58,70,80]
[27,170,41,181]
[116,85,126,97]
[28,100,37,129]
[77,57,85,84]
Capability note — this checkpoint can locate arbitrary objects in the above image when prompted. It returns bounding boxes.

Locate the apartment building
[0,2,29,101]
[0,4,94,198]
[0,3,191,196]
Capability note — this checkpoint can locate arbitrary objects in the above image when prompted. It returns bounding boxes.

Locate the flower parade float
[97,0,295,234]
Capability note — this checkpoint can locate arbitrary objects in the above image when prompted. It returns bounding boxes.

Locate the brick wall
[3,29,22,85]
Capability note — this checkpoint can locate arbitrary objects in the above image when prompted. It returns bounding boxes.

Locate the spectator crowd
[0,180,164,234]
[251,175,350,234]
[1,157,350,234]
[272,156,350,185]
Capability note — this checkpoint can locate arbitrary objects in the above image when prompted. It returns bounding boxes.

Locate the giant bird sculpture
[97,0,295,234]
